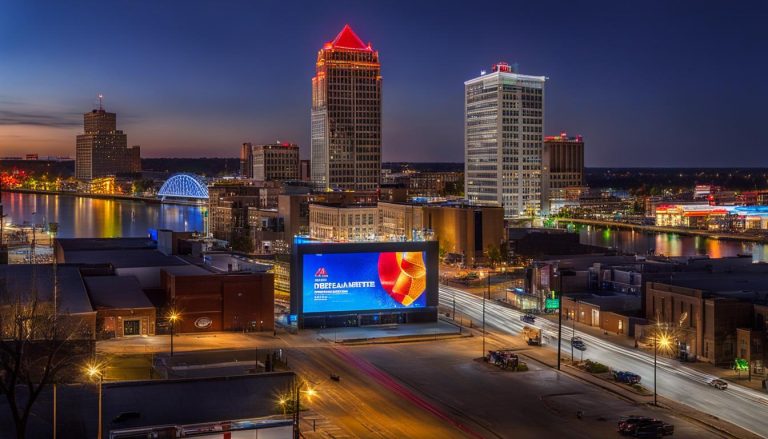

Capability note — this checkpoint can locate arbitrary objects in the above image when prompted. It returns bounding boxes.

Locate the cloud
[0,110,81,128]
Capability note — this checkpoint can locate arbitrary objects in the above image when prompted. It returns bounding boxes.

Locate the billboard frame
[290,240,439,329]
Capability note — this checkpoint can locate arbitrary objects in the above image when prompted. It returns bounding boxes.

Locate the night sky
[0,1,766,166]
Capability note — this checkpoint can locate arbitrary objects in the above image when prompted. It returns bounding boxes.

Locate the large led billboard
[302,251,428,313]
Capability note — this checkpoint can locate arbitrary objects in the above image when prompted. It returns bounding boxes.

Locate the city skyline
[1,1,767,166]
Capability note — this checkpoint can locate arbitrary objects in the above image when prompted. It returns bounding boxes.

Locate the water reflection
[576,224,763,258]
[1,192,205,238]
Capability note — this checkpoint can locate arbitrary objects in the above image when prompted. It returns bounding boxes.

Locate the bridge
[157,173,209,200]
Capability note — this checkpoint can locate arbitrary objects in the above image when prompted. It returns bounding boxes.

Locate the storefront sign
[194,316,213,329]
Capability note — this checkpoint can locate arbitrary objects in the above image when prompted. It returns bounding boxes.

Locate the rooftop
[0,264,93,314]
[102,373,295,432]
[56,237,156,252]
[665,272,768,301]
[84,275,154,309]
[326,24,372,52]
[62,248,188,269]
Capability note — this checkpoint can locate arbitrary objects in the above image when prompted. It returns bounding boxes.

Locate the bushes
[584,359,609,373]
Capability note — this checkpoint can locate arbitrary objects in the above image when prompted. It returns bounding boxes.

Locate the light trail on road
[439,285,768,437]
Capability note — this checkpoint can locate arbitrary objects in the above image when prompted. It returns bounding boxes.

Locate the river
[3,192,766,259]
[574,223,768,259]
[1,191,205,238]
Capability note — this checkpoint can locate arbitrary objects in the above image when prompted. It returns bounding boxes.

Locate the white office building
[464,62,546,218]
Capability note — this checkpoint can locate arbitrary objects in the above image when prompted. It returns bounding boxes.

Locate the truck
[522,326,542,346]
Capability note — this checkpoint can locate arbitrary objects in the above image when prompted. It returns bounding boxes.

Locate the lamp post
[482,270,490,359]
[168,310,180,357]
[293,381,318,439]
[653,332,671,406]
[85,362,104,439]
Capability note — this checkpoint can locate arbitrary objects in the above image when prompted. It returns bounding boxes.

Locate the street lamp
[293,381,318,439]
[168,310,180,357]
[653,331,672,406]
[84,361,105,439]
[482,270,491,359]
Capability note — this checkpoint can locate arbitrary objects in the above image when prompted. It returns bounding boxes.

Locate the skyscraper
[311,25,382,191]
[541,132,585,215]
[75,100,140,180]
[464,62,546,218]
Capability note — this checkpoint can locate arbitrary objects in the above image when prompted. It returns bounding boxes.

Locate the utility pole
[482,272,488,359]
[557,288,562,370]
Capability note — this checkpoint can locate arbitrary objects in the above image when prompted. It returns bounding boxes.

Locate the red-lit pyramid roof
[330,24,372,51]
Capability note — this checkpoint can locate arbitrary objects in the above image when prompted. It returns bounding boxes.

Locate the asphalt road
[350,337,720,439]
[439,284,768,438]
[287,346,467,439]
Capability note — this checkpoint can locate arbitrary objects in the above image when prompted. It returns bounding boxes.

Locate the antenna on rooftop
[98,94,104,111]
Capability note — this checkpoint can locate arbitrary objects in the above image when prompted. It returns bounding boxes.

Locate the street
[439,284,768,438]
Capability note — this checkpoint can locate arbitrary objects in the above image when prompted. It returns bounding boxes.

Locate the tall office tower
[311,24,382,191]
[241,142,254,178]
[541,132,585,216]
[75,100,140,180]
[252,143,300,181]
[464,62,546,218]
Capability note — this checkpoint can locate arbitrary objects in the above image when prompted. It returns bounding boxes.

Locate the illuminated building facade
[309,202,379,242]
[464,62,546,218]
[311,25,382,191]
[541,132,585,215]
[75,105,140,180]
[252,143,300,182]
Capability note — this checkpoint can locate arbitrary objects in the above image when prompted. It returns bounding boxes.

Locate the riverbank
[557,217,768,244]
[3,188,203,206]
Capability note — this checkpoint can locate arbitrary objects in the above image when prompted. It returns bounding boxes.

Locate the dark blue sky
[1,1,766,166]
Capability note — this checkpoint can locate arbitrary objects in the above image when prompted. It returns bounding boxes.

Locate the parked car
[618,416,652,434]
[708,378,728,390]
[613,370,642,385]
[520,314,536,324]
[619,417,673,437]
[571,337,587,351]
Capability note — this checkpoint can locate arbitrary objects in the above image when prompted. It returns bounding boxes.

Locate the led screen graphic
[302,251,428,313]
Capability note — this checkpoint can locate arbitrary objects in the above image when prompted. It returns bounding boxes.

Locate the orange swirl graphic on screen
[378,252,427,306]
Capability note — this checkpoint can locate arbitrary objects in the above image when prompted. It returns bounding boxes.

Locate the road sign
[545,298,560,310]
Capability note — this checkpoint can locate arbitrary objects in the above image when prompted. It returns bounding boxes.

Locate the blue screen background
[302,252,428,313]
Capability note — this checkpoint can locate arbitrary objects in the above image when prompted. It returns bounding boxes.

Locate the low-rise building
[309,202,379,242]
[646,272,768,365]
[161,268,274,332]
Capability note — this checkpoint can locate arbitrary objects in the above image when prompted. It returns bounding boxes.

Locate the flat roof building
[465,62,546,218]
[75,103,140,181]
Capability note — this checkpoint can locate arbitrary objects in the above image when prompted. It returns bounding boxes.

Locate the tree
[485,244,503,268]
[0,275,91,438]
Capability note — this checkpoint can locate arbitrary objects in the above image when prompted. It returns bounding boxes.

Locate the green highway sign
[545,298,560,310]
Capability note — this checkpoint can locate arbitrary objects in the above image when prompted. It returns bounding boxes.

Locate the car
[618,416,653,434]
[708,378,728,390]
[520,314,536,324]
[571,337,587,351]
[613,370,642,384]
